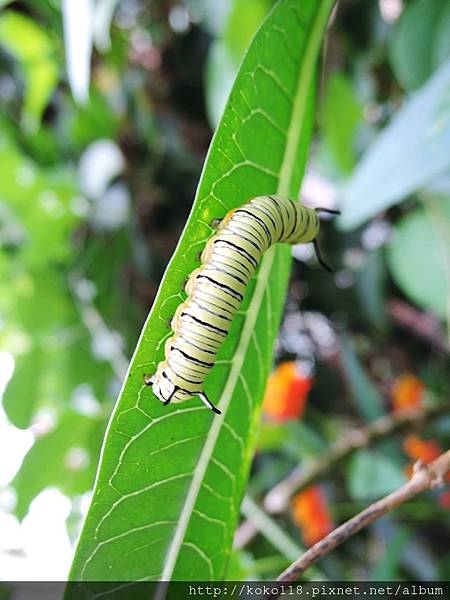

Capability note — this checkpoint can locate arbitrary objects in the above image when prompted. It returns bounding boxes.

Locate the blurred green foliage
[387,196,450,321]
[0,11,58,131]
[389,0,450,90]
[0,0,449,583]
[319,73,362,174]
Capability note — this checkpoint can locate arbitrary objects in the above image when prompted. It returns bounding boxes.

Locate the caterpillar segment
[145,195,330,415]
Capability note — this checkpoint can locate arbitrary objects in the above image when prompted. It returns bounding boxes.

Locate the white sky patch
[9,490,73,580]
[362,219,392,250]
[72,384,101,417]
[62,0,94,104]
[0,353,34,486]
[378,0,403,24]
[301,168,338,211]
[0,353,76,580]
[78,139,125,200]
[292,242,314,262]
[169,5,190,33]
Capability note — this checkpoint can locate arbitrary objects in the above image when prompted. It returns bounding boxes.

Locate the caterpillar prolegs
[145,195,338,414]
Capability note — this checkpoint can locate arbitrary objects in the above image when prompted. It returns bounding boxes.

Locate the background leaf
[348,450,407,500]
[386,196,450,323]
[2,349,45,429]
[354,249,387,330]
[318,73,362,174]
[339,334,385,422]
[205,0,271,127]
[0,11,58,131]
[389,0,450,91]
[339,58,450,230]
[12,412,105,520]
[370,525,410,580]
[69,0,335,582]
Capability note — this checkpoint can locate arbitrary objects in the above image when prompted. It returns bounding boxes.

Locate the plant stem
[276,450,450,582]
[264,404,449,514]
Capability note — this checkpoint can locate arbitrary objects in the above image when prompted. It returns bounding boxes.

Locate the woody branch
[264,403,448,514]
[276,449,450,583]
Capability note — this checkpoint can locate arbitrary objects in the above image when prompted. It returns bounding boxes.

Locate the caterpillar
[144,195,338,414]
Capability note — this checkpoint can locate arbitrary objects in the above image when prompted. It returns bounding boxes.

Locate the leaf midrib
[160,0,334,580]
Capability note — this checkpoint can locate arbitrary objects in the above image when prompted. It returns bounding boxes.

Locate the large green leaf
[0,131,78,268]
[339,59,450,230]
[69,0,334,582]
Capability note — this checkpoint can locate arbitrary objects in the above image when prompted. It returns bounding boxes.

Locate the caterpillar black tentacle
[199,392,221,414]
[315,207,341,215]
[146,195,336,414]
[313,238,333,273]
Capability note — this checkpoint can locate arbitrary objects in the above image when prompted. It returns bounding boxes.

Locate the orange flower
[263,362,312,422]
[391,374,425,413]
[292,486,333,547]
[403,434,442,465]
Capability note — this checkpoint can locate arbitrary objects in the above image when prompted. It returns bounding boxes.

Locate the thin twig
[264,404,449,514]
[387,299,449,355]
[276,449,450,582]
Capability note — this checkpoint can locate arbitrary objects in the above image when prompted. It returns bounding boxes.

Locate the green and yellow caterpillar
[145,195,337,414]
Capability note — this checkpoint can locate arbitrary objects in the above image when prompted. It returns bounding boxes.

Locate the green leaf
[241,495,303,563]
[225,0,272,62]
[70,92,119,150]
[389,0,450,91]
[0,263,115,428]
[354,249,387,330]
[227,551,289,580]
[339,59,450,230]
[205,0,271,127]
[319,73,362,174]
[348,450,407,500]
[0,11,59,131]
[387,197,450,323]
[370,525,410,580]
[69,0,335,582]
[0,132,78,268]
[12,413,105,520]
[2,349,45,429]
[340,334,385,422]
[206,40,242,129]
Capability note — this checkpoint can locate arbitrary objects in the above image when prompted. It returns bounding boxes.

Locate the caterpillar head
[145,363,191,405]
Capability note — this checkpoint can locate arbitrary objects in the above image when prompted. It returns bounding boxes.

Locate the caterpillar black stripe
[145,195,338,414]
